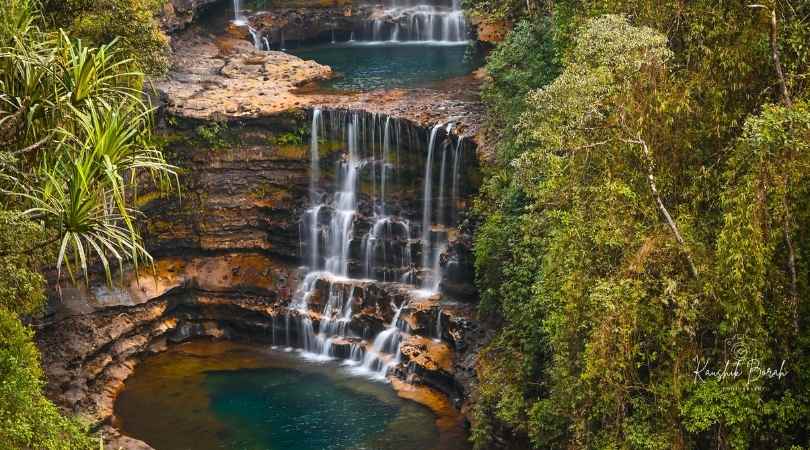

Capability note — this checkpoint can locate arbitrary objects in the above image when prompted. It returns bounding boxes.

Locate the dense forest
[466,0,810,449]
[1,0,809,449]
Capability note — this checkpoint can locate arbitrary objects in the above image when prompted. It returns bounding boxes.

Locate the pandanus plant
[0,0,175,283]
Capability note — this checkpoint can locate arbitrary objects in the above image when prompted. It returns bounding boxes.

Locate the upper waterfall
[362,0,469,43]
[233,0,246,25]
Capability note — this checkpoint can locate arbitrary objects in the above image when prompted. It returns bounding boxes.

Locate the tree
[1,0,175,282]
[470,6,810,448]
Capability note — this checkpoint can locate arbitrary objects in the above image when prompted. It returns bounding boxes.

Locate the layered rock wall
[36,110,485,449]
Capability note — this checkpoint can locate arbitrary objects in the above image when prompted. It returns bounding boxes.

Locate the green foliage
[462,0,534,21]
[195,122,229,149]
[0,308,97,450]
[41,0,169,74]
[0,211,48,316]
[481,18,562,163]
[471,4,810,449]
[0,0,176,282]
[269,128,306,146]
[0,1,175,448]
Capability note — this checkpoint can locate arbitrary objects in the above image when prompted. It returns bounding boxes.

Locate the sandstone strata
[36,112,485,449]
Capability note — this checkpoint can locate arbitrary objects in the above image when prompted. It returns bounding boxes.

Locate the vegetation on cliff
[0,0,171,447]
[41,0,169,74]
[469,1,810,449]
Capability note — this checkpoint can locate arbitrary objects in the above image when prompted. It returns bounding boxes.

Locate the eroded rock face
[37,254,485,449]
[248,4,362,45]
[33,106,486,449]
[159,0,220,34]
[138,111,348,263]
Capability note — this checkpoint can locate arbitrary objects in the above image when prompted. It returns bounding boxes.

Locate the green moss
[195,123,229,149]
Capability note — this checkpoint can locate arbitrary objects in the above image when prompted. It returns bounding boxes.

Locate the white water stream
[276,109,465,382]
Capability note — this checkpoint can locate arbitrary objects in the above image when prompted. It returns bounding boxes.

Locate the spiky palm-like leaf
[0,0,175,282]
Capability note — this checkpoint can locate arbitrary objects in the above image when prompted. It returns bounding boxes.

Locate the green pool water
[114,341,468,450]
[290,43,479,91]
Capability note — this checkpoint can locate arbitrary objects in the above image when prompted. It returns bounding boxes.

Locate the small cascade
[233,0,245,25]
[281,109,468,382]
[434,307,442,342]
[355,1,468,43]
[354,302,408,379]
[248,27,263,50]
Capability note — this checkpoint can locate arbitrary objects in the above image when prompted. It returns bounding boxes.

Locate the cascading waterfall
[233,0,245,25]
[280,109,465,381]
[420,124,455,292]
[357,0,468,43]
[248,27,263,50]
[353,302,408,380]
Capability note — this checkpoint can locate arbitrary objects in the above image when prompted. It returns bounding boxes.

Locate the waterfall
[434,307,442,342]
[310,109,322,202]
[233,0,244,24]
[353,1,467,43]
[437,126,451,226]
[323,114,360,277]
[381,116,392,216]
[421,125,441,289]
[281,110,467,382]
[451,137,463,223]
[248,27,262,50]
[354,302,408,379]
[307,109,323,269]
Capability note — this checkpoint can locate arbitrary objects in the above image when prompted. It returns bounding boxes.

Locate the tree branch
[749,4,793,106]
[626,138,700,280]
[783,190,799,334]
[769,8,792,107]
[0,234,60,258]
[12,132,53,156]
